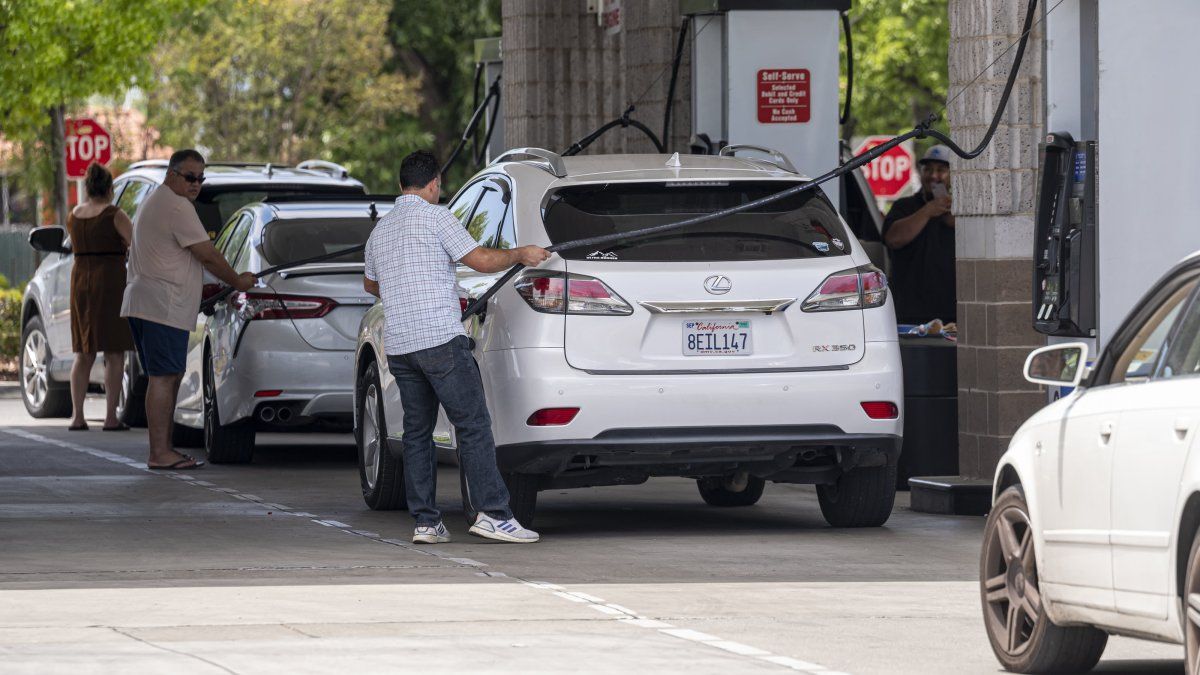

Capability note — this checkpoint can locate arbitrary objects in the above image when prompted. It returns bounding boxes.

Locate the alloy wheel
[22,329,49,409]
[203,359,216,450]
[1185,536,1200,675]
[982,503,1041,657]
[362,383,381,490]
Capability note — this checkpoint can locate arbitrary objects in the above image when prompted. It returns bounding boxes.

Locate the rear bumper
[495,425,900,482]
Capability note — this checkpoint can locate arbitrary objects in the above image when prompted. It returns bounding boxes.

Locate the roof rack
[490,147,567,178]
[718,145,798,174]
[296,159,351,180]
[261,193,397,204]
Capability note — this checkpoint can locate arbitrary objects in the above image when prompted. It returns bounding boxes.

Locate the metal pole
[1,173,9,226]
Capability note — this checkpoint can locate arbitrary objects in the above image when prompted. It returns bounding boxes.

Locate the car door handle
[1099,421,1115,444]
[1176,418,1193,442]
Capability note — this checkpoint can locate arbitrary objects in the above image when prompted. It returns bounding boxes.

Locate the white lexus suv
[354,148,903,527]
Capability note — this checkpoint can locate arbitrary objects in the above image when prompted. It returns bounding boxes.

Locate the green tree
[147,0,421,192]
[841,0,950,144]
[0,0,202,223]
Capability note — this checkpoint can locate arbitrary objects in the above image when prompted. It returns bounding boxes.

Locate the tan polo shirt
[120,185,210,331]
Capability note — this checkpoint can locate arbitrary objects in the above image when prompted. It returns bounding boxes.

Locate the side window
[1114,280,1198,383]
[449,183,485,227]
[496,206,516,250]
[222,215,254,267]
[467,186,508,247]
[116,181,151,219]
[1158,290,1200,380]
[213,213,244,255]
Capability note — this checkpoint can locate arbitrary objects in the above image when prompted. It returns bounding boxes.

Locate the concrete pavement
[0,393,1185,673]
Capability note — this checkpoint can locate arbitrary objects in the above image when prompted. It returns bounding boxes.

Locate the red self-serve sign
[757,69,810,124]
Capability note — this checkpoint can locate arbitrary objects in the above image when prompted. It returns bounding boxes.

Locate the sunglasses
[171,168,206,184]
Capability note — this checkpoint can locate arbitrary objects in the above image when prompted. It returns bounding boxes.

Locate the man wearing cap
[882,144,956,324]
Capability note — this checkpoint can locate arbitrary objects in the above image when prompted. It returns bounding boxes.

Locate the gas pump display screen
[544,181,850,263]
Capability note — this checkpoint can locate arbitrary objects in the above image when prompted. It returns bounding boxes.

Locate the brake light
[861,401,899,419]
[514,271,633,316]
[254,390,283,398]
[526,407,580,426]
[234,292,337,320]
[802,265,888,312]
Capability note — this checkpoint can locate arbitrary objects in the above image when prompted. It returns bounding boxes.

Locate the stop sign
[852,136,914,200]
[64,118,112,179]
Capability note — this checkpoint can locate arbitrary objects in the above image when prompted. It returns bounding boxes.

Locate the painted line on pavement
[4,427,850,674]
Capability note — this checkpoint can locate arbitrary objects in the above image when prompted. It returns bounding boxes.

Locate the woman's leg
[102,351,123,427]
[70,352,96,427]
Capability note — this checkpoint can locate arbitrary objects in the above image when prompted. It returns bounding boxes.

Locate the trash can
[897,336,958,488]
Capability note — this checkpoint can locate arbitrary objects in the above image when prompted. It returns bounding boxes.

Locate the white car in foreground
[982,252,1200,672]
[354,148,903,527]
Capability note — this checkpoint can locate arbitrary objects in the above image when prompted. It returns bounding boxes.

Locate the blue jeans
[387,336,512,525]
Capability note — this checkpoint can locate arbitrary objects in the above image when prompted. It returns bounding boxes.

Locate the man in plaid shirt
[364,150,550,544]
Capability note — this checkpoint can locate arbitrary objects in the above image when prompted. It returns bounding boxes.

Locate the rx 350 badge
[812,344,857,352]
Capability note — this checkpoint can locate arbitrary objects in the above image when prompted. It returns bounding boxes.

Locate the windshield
[260,217,375,266]
[543,181,851,262]
[193,186,365,234]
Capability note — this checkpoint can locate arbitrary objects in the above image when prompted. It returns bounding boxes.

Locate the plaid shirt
[365,195,479,356]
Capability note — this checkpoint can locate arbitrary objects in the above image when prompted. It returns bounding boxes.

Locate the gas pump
[1033,132,1098,337]
[683,0,848,206]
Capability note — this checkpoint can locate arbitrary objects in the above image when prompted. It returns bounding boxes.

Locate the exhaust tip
[259,407,276,422]
[276,407,293,423]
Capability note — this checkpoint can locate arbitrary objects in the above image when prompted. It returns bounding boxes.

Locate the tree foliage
[147,0,421,191]
[842,0,950,144]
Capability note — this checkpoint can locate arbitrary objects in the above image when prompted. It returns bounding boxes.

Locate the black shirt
[881,192,956,323]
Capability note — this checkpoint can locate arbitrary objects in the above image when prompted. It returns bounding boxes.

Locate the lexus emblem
[703,275,732,295]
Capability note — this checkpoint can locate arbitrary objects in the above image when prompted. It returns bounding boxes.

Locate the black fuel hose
[563,105,665,156]
[840,11,853,126]
[440,74,502,180]
[662,16,691,150]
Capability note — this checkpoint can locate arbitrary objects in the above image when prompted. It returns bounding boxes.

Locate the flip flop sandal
[68,423,89,431]
[102,423,130,431]
[147,455,205,471]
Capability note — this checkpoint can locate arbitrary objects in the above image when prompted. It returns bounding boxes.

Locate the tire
[697,474,766,507]
[115,351,148,428]
[172,422,205,448]
[461,470,539,527]
[981,486,1107,673]
[357,361,406,510]
[202,353,254,464]
[816,464,897,527]
[1183,524,1200,674]
[19,316,71,418]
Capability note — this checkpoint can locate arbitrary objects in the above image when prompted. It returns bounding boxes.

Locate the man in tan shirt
[121,149,255,470]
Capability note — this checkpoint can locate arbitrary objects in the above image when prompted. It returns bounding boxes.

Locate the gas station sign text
[757,69,810,124]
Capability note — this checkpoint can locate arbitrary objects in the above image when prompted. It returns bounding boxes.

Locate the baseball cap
[918,144,952,166]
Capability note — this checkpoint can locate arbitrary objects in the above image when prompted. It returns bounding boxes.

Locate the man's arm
[460,245,551,273]
[883,197,952,249]
[187,240,255,291]
[364,278,380,297]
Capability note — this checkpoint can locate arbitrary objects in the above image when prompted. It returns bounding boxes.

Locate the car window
[543,181,852,262]
[116,181,152,219]
[192,187,366,236]
[449,183,485,228]
[260,217,376,266]
[466,186,507,247]
[496,205,516,250]
[1113,280,1198,383]
[222,215,254,267]
[1158,289,1200,380]
[213,213,244,255]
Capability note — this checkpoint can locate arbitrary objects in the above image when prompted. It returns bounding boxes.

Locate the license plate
[683,320,753,356]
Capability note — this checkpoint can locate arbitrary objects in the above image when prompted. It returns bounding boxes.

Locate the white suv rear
[354,150,903,527]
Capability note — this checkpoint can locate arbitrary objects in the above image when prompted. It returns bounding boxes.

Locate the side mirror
[29,226,69,255]
[1024,342,1089,388]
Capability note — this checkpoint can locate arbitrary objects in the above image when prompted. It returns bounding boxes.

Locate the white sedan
[982,252,1200,672]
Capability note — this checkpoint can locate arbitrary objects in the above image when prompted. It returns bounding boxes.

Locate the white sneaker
[468,513,539,543]
[413,521,451,544]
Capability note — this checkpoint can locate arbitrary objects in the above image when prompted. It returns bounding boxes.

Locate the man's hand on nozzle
[233,272,257,292]
[515,245,552,267]
[924,195,952,217]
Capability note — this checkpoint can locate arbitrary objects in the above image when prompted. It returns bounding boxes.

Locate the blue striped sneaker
[413,521,450,544]
[469,514,540,543]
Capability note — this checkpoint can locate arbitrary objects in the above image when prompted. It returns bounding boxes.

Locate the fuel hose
[203,0,1040,325]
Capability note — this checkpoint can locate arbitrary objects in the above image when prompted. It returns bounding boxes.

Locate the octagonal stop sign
[64,118,112,179]
[853,136,914,200]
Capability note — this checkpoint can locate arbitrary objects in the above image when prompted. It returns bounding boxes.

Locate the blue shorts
[127,318,188,376]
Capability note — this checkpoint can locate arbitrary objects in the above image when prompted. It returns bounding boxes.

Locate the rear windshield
[543,181,850,262]
[260,217,374,266]
[194,186,365,234]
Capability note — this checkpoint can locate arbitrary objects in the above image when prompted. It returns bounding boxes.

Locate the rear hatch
[254,217,375,351]
[540,180,871,373]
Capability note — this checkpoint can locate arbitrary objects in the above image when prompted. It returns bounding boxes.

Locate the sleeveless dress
[67,205,135,353]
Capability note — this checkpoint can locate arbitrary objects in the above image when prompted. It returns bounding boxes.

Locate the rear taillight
[802,265,888,312]
[234,292,337,320]
[861,401,899,419]
[527,407,580,426]
[514,271,633,316]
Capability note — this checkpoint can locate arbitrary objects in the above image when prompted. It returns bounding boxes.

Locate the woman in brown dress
[67,163,135,431]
